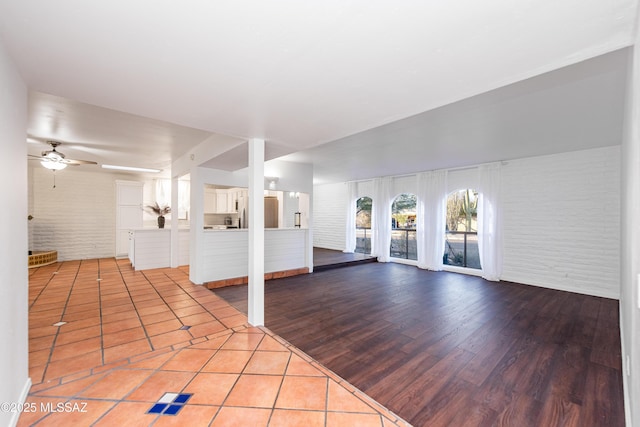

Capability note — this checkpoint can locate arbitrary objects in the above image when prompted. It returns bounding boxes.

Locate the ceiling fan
[28,141,97,171]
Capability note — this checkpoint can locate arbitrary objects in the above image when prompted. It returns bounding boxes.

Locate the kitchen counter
[130,226,310,280]
[202,227,306,231]
[128,228,189,270]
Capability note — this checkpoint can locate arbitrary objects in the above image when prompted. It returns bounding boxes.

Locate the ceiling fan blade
[62,158,98,165]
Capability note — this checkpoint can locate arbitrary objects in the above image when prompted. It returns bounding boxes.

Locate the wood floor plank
[590,310,623,369]
[545,343,590,405]
[363,349,440,399]
[409,377,477,427]
[493,392,544,427]
[580,362,625,427]
[213,262,625,426]
[457,332,519,387]
[447,394,498,427]
[387,347,475,419]
[536,396,582,427]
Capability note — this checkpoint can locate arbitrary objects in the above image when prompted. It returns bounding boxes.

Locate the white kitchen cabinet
[205,186,246,214]
[204,187,217,213]
[115,180,143,258]
[216,192,228,213]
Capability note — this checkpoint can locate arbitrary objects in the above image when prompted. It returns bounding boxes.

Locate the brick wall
[30,167,138,261]
[313,182,348,250]
[501,146,620,298]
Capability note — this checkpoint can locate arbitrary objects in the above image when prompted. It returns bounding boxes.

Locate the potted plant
[145,202,171,229]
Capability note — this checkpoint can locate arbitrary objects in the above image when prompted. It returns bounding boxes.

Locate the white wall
[501,146,620,298]
[29,167,143,261]
[0,39,30,427]
[313,182,348,250]
[620,25,639,427]
[314,146,621,299]
[200,229,308,282]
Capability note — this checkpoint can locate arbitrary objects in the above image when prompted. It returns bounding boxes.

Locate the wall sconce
[265,176,279,190]
[288,191,300,199]
[294,212,301,228]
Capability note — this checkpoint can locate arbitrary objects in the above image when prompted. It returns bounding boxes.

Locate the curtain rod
[345,160,507,184]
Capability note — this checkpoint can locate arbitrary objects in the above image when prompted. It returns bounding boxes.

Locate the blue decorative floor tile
[147,392,193,416]
[173,393,191,403]
[164,405,183,415]
[179,325,191,330]
[148,403,167,414]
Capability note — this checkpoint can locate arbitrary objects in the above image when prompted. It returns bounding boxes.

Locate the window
[355,197,372,254]
[444,189,481,269]
[391,193,417,260]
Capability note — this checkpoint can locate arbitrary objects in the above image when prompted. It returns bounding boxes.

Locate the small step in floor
[313,247,377,272]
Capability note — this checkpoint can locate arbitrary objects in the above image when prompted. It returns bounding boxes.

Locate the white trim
[443,265,484,277]
[390,257,418,267]
[8,378,32,427]
[619,307,633,427]
[499,275,620,299]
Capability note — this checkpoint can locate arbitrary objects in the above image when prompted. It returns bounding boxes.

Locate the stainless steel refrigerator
[238,195,279,228]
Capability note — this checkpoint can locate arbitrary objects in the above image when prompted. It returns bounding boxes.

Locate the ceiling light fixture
[102,164,161,173]
[265,176,279,190]
[41,160,67,170]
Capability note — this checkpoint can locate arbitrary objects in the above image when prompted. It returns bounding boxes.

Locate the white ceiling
[0,0,637,182]
[285,48,629,183]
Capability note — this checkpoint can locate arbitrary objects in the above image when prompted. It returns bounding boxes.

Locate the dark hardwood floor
[212,262,625,427]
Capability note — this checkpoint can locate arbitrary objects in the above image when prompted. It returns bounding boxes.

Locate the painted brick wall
[501,146,620,298]
[313,182,348,250]
[30,167,138,261]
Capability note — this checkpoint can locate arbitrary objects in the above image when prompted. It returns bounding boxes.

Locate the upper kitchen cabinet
[204,186,217,213]
[216,192,228,213]
[204,185,246,214]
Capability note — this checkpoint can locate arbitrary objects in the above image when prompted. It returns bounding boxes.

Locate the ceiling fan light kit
[40,160,67,170]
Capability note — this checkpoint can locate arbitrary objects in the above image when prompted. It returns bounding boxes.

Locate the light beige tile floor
[20,258,411,426]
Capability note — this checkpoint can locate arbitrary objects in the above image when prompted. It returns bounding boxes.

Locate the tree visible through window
[391,193,417,260]
[444,189,480,269]
[355,197,372,254]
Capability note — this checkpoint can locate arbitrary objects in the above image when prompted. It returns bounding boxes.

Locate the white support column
[189,167,205,285]
[248,138,265,326]
[170,175,179,268]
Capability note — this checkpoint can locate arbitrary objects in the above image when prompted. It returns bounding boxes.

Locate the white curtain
[155,179,171,207]
[344,181,357,253]
[372,177,393,262]
[178,180,190,219]
[416,170,448,270]
[477,163,503,281]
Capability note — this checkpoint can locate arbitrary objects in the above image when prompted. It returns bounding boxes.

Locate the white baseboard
[8,377,32,427]
[619,309,633,427]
